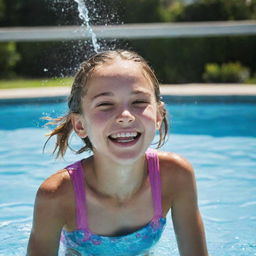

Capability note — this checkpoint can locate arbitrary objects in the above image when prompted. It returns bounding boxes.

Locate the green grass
[1,77,255,89]
[0,77,73,89]
[246,77,256,84]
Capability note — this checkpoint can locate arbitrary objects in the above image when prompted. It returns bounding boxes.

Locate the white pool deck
[1,84,256,100]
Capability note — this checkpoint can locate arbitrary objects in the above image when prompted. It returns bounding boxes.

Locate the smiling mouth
[108,132,141,143]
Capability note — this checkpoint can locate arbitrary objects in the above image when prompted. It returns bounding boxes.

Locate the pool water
[0,99,256,256]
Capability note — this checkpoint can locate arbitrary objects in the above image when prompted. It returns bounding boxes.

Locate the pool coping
[1,84,256,103]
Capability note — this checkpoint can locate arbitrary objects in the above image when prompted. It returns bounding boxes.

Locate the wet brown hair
[44,49,168,158]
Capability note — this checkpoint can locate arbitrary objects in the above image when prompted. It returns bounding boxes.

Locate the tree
[174,0,254,21]
[0,43,20,78]
[0,0,5,21]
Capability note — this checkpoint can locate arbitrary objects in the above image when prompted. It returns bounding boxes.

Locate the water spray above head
[74,0,101,53]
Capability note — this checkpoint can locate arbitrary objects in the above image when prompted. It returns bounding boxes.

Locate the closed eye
[95,102,115,111]
[96,102,114,107]
[133,100,149,105]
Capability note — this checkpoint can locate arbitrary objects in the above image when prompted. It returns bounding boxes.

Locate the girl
[27,50,208,256]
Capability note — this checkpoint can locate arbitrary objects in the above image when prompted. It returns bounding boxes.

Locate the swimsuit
[60,149,166,256]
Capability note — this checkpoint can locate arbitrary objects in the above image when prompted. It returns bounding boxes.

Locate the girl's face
[73,59,163,163]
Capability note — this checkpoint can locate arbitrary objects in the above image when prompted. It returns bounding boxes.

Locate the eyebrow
[92,92,114,100]
[92,90,151,101]
[131,90,152,96]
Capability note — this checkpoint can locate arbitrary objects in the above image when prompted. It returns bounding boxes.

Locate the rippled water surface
[0,101,256,256]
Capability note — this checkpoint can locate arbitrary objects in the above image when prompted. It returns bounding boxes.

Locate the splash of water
[74,0,100,53]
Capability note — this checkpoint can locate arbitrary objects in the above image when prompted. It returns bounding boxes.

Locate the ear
[70,113,87,138]
[156,101,165,130]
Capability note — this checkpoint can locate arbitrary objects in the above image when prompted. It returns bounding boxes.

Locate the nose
[116,109,135,125]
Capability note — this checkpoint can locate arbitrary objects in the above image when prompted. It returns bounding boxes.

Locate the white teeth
[110,132,138,139]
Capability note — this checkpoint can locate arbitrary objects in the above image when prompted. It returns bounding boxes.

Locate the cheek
[89,111,113,124]
[84,111,113,140]
[140,105,158,123]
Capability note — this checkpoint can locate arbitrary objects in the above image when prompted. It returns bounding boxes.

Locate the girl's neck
[85,153,148,202]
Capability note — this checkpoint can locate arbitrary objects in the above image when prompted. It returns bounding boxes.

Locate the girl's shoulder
[36,168,73,207]
[158,151,194,177]
[39,168,71,193]
[32,169,75,234]
[157,151,196,209]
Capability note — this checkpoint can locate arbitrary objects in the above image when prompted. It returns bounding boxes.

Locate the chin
[108,146,149,164]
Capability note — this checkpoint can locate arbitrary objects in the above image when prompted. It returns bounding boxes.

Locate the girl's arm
[170,157,208,256]
[27,177,65,256]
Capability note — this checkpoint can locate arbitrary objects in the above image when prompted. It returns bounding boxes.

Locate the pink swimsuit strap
[66,148,163,230]
[66,160,88,229]
[145,148,163,218]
